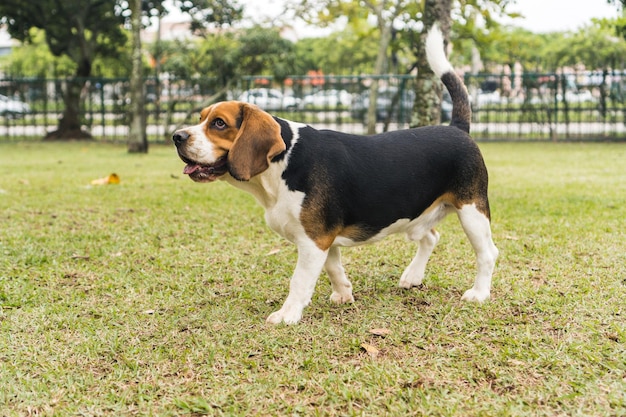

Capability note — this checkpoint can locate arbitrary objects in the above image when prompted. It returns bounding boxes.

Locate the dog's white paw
[461,288,490,303]
[266,306,303,325]
[330,291,354,304]
[398,278,423,289]
[398,272,423,289]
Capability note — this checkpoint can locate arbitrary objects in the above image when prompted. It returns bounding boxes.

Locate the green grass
[1,140,625,416]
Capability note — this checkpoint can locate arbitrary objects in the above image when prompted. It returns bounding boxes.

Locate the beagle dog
[173,25,498,324]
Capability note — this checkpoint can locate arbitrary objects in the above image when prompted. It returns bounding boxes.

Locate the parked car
[351,87,452,123]
[302,89,353,108]
[351,87,414,123]
[559,89,596,103]
[475,90,502,107]
[0,94,30,118]
[237,88,300,111]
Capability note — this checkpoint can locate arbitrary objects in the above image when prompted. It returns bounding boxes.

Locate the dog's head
[173,101,285,182]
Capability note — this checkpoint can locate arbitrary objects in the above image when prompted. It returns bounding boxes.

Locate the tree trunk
[366,23,393,134]
[411,0,452,128]
[44,64,92,140]
[128,0,148,153]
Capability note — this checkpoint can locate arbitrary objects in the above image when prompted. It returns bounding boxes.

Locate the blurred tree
[156,27,297,81]
[129,0,242,151]
[0,0,127,139]
[477,27,548,71]
[195,34,239,85]
[543,19,626,70]
[409,0,517,127]
[606,0,626,39]
[288,0,417,133]
[173,0,243,35]
[412,0,451,128]
[235,26,298,80]
[286,0,515,131]
[294,25,379,74]
[0,27,133,79]
[128,0,148,153]
[0,0,242,141]
[0,29,77,78]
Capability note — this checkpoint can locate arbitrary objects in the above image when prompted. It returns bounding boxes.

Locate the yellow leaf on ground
[361,343,380,358]
[91,173,120,185]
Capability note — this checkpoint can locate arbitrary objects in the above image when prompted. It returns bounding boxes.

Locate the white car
[238,88,300,111]
[0,94,30,117]
[561,90,596,103]
[475,90,502,107]
[302,89,353,108]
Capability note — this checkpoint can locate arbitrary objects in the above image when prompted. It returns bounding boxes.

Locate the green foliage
[152,39,203,79]
[166,21,381,78]
[454,0,522,31]
[476,27,549,71]
[294,26,380,75]
[156,27,298,80]
[235,27,297,80]
[541,19,626,70]
[2,0,625,81]
[0,0,127,74]
[0,29,75,78]
[173,0,243,35]
[0,28,136,78]
[0,0,244,138]
[463,17,626,72]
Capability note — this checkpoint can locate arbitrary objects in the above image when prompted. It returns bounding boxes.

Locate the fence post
[99,79,105,136]
[552,73,559,141]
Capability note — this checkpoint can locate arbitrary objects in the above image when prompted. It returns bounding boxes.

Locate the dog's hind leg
[325,246,355,304]
[398,228,440,289]
[456,204,498,302]
[266,240,329,325]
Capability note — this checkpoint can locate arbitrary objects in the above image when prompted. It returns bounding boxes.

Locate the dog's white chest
[264,188,306,244]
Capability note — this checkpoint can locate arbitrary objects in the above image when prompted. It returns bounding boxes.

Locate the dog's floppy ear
[228,104,286,181]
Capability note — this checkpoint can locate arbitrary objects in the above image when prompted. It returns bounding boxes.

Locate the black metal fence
[1,70,624,142]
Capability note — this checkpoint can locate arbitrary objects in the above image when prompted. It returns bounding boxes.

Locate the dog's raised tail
[425,24,471,133]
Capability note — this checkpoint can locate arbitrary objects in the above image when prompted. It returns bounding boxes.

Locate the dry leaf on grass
[360,343,380,358]
[90,173,120,185]
[369,328,391,337]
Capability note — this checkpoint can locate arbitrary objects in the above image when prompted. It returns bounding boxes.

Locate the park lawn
[0,140,625,416]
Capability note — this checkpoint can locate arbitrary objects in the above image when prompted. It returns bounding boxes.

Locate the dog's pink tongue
[183,164,200,175]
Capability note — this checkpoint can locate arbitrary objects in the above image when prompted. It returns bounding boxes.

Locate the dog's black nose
[172,130,189,145]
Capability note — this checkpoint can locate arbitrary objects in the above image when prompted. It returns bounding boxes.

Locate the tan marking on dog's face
[174,101,285,182]
[227,103,285,181]
[180,101,244,165]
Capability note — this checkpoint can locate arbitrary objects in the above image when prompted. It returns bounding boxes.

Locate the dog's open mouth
[181,156,228,182]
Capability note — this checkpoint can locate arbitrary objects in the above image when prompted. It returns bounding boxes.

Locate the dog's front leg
[266,241,328,325]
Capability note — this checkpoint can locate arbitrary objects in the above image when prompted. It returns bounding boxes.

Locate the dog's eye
[212,118,227,130]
